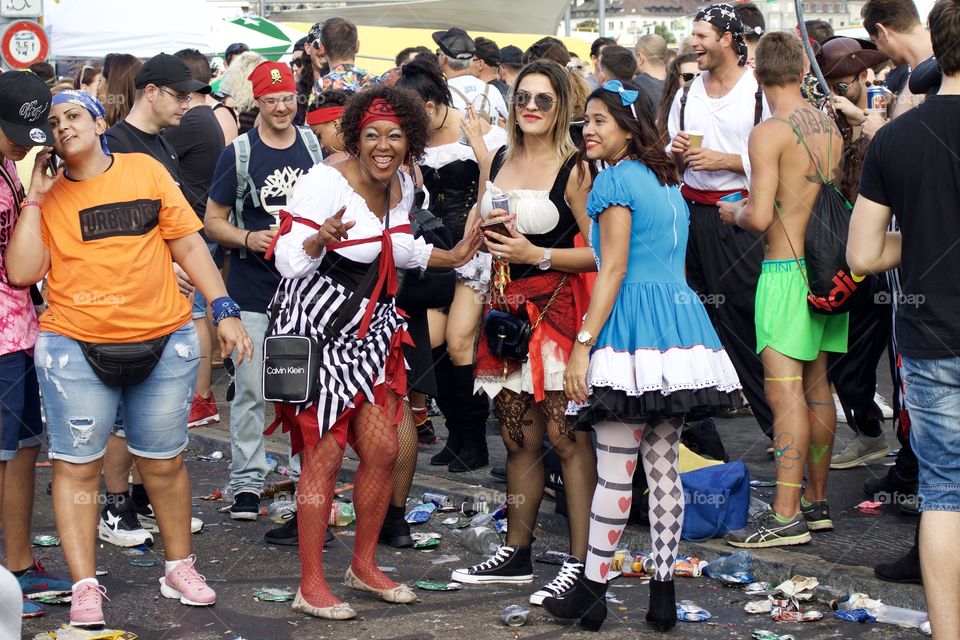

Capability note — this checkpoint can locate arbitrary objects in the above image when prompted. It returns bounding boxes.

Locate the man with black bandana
[667,3,772,440]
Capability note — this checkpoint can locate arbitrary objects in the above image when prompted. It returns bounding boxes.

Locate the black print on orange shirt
[79,199,161,241]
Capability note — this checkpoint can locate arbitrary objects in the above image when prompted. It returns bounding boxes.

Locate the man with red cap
[204,61,322,537]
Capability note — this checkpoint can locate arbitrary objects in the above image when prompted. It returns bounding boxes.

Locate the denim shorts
[0,350,44,461]
[191,242,220,319]
[903,355,960,512]
[35,323,200,464]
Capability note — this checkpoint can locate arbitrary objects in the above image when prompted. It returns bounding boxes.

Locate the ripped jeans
[35,323,199,464]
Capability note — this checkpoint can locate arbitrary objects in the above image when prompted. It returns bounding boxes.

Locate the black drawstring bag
[772,116,867,315]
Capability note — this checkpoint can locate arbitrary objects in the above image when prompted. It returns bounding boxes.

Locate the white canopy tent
[44,0,213,59]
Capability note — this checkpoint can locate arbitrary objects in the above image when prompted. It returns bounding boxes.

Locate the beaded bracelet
[211,296,241,326]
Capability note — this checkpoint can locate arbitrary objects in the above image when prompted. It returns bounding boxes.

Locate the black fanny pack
[79,335,171,387]
[483,275,567,363]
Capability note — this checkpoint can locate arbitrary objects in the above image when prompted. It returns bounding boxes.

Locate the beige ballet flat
[344,567,418,604]
[291,589,357,620]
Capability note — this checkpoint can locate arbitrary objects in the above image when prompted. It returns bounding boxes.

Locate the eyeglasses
[513,90,555,113]
[160,88,191,104]
[258,94,297,107]
[223,357,237,402]
[680,72,701,83]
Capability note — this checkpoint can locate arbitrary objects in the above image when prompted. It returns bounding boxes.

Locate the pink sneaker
[159,556,216,606]
[70,581,108,627]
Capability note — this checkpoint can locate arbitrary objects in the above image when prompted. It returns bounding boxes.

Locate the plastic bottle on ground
[452,526,500,556]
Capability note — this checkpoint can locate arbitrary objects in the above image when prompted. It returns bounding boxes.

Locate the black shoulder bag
[262,182,390,404]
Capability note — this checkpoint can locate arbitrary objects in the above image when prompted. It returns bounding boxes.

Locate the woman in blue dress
[542,81,742,632]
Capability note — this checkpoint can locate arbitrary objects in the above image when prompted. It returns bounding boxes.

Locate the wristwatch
[576,330,597,346]
[537,248,552,270]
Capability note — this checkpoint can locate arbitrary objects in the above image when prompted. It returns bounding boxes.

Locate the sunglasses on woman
[680,72,701,83]
[834,78,875,96]
[513,90,555,113]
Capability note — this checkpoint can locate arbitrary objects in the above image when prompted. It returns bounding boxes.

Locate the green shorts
[755,259,848,361]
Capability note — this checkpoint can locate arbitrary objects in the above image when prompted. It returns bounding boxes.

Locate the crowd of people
[0,0,958,636]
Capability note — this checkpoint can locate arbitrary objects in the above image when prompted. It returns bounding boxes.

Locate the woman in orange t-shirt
[7,90,252,628]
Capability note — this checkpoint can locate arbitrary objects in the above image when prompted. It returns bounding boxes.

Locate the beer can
[422,492,454,508]
[501,604,530,627]
[491,193,510,216]
[631,553,656,575]
[867,86,887,111]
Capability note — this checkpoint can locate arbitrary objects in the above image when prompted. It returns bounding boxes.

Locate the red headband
[359,98,401,131]
[306,106,345,125]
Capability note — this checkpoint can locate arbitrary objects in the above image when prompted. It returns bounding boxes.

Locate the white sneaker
[99,503,154,547]
[874,392,895,419]
[833,394,847,423]
[137,503,204,534]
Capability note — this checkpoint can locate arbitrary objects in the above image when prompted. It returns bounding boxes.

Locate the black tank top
[489,146,579,281]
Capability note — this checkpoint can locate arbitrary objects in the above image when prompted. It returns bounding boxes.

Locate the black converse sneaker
[230,491,261,521]
[450,546,534,584]
[99,500,154,548]
[530,556,583,605]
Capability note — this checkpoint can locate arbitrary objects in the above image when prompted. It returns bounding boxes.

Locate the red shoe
[188,392,220,428]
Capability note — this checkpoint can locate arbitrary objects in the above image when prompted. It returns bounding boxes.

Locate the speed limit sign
[1,20,48,70]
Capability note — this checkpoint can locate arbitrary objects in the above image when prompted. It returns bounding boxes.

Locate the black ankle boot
[378,504,414,548]
[542,573,608,632]
[875,523,922,584]
[447,364,489,472]
[646,579,677,632]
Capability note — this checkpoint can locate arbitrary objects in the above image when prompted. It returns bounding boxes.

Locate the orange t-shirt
[39,153,203,343]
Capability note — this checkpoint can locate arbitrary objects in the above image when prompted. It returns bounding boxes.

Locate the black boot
[646,579,677,632]
[875,522,922,584]
[378,504,414,548]
[430,347,463,465]
[542,573,608,632]
[448,364,489,473]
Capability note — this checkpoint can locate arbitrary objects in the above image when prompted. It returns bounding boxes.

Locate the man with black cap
[667,3,773,443]
[0,70,73,619]
[98,52,212,551]
[433,27,507,123]
[473,37,509,100]
[499,45,524,88]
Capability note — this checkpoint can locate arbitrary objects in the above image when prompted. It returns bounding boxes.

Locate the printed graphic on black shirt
[79,199,161,241]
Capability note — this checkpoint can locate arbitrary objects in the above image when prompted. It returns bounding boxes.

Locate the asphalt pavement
[16,364,929,639]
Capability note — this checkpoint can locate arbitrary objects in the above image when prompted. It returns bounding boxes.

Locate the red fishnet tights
[391,401,418,508]
[298,398,401,607]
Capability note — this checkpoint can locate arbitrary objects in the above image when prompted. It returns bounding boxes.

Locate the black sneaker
[723,509,811,548]
[863,467,918,501]
[530,556,583,605]
[416,418,439,446]
[490,462,507,481]
[230,491,261,521]
[263,512,336,547]
[99,500,154,548]
[450,546,534,584]
[800,498,833,531]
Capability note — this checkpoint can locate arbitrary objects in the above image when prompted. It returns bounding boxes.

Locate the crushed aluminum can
[494,519,508,534]
[676,600,712,622]
[674,556,703,578]
[422,493,454,509]
[413,538,440,550]
[198,450,223,461]
[835,608,877,623]
[771,607,824,622]
[501,604,530,627]
[405,502,436,524]
[32,535,60,547]
[745,599,774,614]
[415,580,462,591]
[96,568,109,577]
[752,631,796,640]
[625,553,656,576]
[441,516,461,527]
[720,571,756,586]
[254,588,295,602]
[749,479,777,488]
[745,582,772,596]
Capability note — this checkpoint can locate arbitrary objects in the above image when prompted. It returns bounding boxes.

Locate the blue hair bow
[602,80,640,119]
[602,80,639,106]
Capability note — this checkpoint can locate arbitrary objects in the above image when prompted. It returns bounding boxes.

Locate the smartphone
[719,191,744,203]
[481,219,511,238]
[45,153,60,177]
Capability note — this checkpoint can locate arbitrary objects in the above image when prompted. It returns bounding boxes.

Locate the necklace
[434,104,449,131]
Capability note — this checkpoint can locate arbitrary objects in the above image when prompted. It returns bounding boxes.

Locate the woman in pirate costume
[266,86,482,620]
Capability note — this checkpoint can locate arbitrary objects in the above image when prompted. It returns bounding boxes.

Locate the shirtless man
[717,32,847,548]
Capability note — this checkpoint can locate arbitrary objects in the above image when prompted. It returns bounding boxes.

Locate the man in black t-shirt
[99,52,212,550]
[847,2,960,635]
[164,49,227,433]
